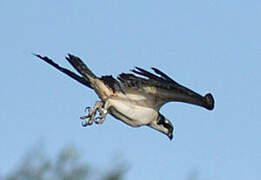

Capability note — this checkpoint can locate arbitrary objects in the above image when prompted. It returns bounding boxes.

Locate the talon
[84,107,91,113]
[80,115,90,119]
[94,116,101,123]
[96,118,105,124]
[81,120,88,127]
[94,116,105,124]
[80,101,105,126]
[94,117,99,123]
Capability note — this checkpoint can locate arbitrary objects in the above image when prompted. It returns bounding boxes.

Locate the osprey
[35,54,214,140]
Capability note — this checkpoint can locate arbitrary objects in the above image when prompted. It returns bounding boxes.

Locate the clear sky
[0,0,260,179]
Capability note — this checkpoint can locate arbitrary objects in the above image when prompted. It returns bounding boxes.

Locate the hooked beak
[168,133,173,140]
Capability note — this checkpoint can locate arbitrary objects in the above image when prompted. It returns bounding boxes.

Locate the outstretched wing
[34,54,92,89]
[118,67,214,110]
[35,54,124,94]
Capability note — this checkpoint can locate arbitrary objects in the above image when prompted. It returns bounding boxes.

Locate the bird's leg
[80,101,104,126]
[95,100,111,124]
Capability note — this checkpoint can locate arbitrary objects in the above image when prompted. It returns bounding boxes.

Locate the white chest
[108,97,158,127]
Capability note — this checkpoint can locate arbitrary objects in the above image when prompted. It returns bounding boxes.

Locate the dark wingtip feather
[67,53,75,59]
[151,67,159,72]
[34,53,92,89]
[135,66,144,71]
[66,53,73,61]
[151,67,177,84]
[130,67,142,74]
[131,66,163,81]
[34,54,61,69]
[130,67,136,73]
[204,93,215,110]
[131,69,141,75]
[32,53,40,57]
[33,53,46,60]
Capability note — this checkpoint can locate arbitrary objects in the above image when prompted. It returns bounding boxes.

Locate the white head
[149,113,174,140]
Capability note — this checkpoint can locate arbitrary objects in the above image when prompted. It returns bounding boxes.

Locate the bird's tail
[65,54,97,86]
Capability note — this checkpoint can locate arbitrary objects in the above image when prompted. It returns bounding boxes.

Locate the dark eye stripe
[157,114,173,132]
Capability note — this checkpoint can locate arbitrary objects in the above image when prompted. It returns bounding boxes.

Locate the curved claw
[84,106,91,113]
[80,115,90,119]
[94,116,106,124]
[94,117,100,124]
[81,119,94,126]
[81,120,88,127]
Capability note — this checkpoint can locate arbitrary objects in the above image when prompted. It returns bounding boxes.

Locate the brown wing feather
[118,67,214,110]
[34,54,92,89]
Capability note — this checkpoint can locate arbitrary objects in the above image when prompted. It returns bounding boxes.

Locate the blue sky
[0,0,260,179]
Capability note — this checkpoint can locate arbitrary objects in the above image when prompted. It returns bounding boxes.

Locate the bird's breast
[108,96,158,126]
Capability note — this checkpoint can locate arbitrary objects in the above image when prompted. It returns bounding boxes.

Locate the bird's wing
[35,54,124,94]
[118,67,214,110]
[34,54,92,89]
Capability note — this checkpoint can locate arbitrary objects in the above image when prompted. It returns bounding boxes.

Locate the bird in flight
[35,54,214,140]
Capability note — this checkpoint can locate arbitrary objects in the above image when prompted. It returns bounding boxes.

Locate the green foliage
[3,144,126,180]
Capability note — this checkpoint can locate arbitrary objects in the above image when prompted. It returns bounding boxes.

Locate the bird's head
[150,113,174,140]
[160,117,174,140]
